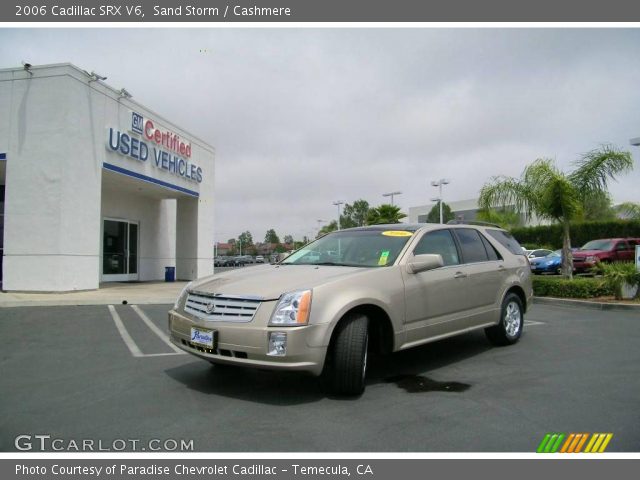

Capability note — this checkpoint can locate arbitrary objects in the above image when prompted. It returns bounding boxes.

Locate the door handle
[498,265,508,273]
[454,272,467,279]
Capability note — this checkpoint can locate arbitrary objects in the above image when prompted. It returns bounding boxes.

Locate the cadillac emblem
[205,302,216,314]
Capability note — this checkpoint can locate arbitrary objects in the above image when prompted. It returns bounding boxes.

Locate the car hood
[531,256,555,264]
[189,264,367,300]
[572,249,601,258]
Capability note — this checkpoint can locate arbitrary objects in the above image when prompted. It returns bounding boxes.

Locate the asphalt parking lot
[0,302,638,452]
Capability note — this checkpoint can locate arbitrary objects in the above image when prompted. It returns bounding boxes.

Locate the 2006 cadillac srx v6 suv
[169,223,533,395]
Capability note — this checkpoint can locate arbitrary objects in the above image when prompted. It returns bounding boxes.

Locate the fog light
[268,332,287,356]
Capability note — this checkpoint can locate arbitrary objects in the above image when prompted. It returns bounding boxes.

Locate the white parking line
[108,305,185,358]
[524,320,545,326]
[108,305,143,357]
[131,305,185,355]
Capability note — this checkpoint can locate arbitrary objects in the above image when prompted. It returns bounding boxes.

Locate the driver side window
[413,229,460,266]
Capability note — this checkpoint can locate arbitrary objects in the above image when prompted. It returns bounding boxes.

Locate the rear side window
[480,234,502,261]
[487,229,525,256]
[615,242,628,251]
[413,229,460,266]
[454,229,489,263]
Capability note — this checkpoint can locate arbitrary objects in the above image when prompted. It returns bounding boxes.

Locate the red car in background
[572,238,640,273]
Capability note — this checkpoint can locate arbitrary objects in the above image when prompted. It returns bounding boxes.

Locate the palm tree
[366,204,407,225]
[478,144,633,278]
[614,202,640,220]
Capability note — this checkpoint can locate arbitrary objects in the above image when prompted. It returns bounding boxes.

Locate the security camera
[90,71,107,81]
[118,88,132,98]
[22,61,33,75]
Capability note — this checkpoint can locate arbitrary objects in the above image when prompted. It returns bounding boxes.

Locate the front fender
[306,266,406,349]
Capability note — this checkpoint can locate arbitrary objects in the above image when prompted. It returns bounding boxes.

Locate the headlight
[173,281,193,310]
[269,290,312,326]
[585,256,596,263]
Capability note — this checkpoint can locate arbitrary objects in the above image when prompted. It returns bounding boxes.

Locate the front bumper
[530,263,559,273]
[572,260,595,273]
[168,308,330,376]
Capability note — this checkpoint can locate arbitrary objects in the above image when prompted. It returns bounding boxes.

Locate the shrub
[511,220,640,249]
[532,276,614,299]
[600,262,640,300]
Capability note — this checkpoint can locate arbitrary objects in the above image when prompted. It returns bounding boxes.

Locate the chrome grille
[184,291,261,322]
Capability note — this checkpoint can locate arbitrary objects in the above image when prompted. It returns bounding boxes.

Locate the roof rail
[446,220,502,228]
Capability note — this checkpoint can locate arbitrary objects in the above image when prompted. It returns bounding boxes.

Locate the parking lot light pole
[333,201,344,230]
[382,191,402,206]
[430,179,450,224]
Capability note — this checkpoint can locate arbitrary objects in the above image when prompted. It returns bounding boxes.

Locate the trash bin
[164,266,175,282]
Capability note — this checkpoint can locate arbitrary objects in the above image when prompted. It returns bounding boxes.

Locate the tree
[425,201,455,224]
[264,229,280,244]
[478,144,633,279]
[366,204,407,225]
[317,220,338,237]
[476,207,523,230]
[341,199,371,228]
[283,235,294,245]
[614,202,640,220]
[581,191,616,221]
[237,231,253,254]
[293,237,309,250]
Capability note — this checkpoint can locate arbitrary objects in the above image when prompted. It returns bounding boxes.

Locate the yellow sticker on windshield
[378,250,390,266]
[382,231,413,237]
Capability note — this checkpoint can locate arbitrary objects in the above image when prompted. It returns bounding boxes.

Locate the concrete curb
[0,281,188,308]
[533,296,640,312]
[0,299,176,308]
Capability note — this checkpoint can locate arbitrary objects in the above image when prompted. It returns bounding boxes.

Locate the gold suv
[169,223,533,395]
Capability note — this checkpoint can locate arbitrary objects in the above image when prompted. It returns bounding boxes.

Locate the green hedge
[532,276,614,299]
[511,220,640,249]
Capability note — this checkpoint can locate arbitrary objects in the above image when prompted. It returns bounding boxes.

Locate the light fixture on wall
[118,88,132,98]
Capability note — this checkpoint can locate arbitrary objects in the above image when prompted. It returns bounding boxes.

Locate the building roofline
[0,62,215,152]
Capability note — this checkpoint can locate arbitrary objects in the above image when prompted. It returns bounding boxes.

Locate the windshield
[282,229,414,267]
[581,240,613,251]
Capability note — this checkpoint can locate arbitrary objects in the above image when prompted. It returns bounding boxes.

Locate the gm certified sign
[131,112,144,134]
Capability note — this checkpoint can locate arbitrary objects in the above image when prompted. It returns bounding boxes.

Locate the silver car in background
[170,223,533,395]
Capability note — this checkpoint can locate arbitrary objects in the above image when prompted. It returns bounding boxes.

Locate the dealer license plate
[190,327,215,348]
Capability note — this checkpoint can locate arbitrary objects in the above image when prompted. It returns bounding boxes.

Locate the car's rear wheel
[485,293,523,346]
[322,313,369,396]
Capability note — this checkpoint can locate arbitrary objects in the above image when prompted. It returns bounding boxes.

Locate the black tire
[322,313,369,396]
[485,293,524,346]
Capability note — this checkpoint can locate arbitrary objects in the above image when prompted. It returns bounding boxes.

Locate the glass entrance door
[102,219,139,281]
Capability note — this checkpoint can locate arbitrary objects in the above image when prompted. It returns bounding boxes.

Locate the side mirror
[406,254,444,274]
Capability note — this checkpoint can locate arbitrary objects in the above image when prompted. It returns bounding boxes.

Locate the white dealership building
[0,63,215,291]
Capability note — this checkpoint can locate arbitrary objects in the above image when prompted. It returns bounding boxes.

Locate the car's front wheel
[322,313,369,396]
[485,293,523,346]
